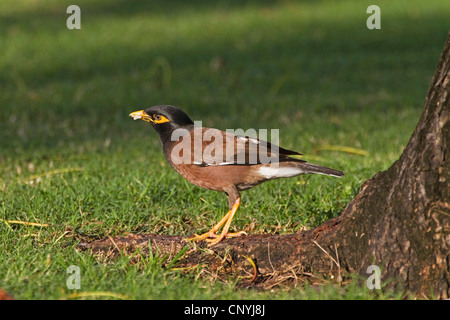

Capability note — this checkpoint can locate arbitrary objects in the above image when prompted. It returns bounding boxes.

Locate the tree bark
[80,33,450,298]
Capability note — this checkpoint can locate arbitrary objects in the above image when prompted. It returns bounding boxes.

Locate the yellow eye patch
[153,114,170,124]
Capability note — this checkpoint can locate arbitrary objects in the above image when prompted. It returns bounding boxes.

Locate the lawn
[0,0,448,299]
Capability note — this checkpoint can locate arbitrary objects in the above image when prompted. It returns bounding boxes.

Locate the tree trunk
[80,33,450,298]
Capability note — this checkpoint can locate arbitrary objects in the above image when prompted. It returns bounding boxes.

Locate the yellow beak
[129,110,153,123]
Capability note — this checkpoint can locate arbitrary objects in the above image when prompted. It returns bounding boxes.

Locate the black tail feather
[298,162,344,177]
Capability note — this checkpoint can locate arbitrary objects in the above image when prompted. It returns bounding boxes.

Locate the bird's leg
[206,198,244,246]
[187,198,245,244]
[187,207,233,242]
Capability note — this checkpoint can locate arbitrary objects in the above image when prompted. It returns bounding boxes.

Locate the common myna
[130,105,344,246]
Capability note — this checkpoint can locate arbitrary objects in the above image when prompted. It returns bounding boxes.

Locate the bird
[129,105,344,246]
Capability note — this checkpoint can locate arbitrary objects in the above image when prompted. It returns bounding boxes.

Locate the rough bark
[79,33,450,297]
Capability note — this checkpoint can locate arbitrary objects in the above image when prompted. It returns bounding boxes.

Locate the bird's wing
[187,127,303,167]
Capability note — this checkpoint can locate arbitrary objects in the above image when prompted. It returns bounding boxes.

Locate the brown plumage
[130,105,344,246]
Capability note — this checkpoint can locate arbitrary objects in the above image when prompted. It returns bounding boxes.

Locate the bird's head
[129,105,194,136]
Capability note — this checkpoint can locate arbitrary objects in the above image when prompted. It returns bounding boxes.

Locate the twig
[3,220,50,227]
[107,235,121,253]
[267,241,275,273]
[242,255,258,283]
[312,239,340,270]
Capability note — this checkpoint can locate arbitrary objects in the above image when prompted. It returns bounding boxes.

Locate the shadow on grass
[0,0,448,152]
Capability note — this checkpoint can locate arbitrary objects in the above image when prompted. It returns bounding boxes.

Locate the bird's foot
[186,198,243,246]
[187,231,217,242]
[205,230,246,246]
[186,229,246,244]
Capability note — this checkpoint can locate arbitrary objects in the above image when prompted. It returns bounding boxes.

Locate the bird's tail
[296,162,344,178]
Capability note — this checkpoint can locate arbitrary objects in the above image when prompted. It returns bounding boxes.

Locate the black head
[129,105,194,136]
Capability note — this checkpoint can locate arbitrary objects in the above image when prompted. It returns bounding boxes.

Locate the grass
[0,0,448,299]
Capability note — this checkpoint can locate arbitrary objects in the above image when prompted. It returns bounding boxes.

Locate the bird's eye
[153,114,161,121]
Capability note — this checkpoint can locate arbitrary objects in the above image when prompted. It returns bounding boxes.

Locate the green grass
[1,0,448,299]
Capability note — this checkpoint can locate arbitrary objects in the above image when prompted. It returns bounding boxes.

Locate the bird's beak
[129,110,153,123]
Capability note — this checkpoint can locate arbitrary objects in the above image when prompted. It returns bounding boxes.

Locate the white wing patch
[193,161,235,167]
[258,166,304,179]
[237,136,260,144]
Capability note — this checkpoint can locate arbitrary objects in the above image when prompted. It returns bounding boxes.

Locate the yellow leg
[207,198,243,246]
[187,198,244,246]
[187,208,232,242]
